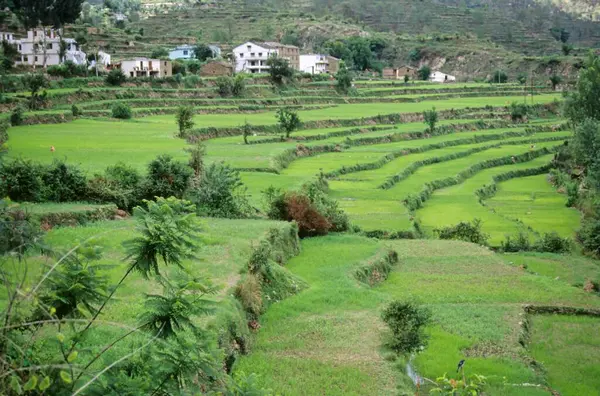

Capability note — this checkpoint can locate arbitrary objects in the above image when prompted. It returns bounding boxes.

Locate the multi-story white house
[0,32,16,43]
[168,44,221,60]
[299,54,340,74]
[233,41,299,73]
[13,28,86,67]
[117,58,173,78]
[430,71,456,83]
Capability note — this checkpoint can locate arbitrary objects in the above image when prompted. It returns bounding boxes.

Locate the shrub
[335,62,353,94]
[302,182,349,232]
[423,107,438,133]
[144,155,193,199]
[509,102,528,122]
[578,218,600,257]
[0,159,45,202]
[517,73,528,85]
[71,104,82,117]
[354,250,399,286]
[549,74,563,90]
[534,232,571,253]
[232,74,246,97]
[183,74,201,88]
[491,70,508,83]
[105,68,127,86]
[284,193,331,237]
[234,274,262,317]
[266,55,294,86]
[435,219,489,246]
[501,232,531,252]
[88,162,142,209]
[0,201,41,255]
[263,186,288,220]
[112,102,132,119]
[215,76,234,97]
[190,162,251,218]
[10,106,24,126]
[187,60,201,75]
[175,106,195,138]
[417,65,431,81]
[41,159,88,202]
[381,301,431,354]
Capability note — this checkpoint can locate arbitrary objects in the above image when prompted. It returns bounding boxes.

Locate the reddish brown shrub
[284,193,331,237]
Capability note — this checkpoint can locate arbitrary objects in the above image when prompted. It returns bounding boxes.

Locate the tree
[276,107,301,138]
[266,55,294,86]
[417,65,431,81]
[175,106,195,138]
[381,301,431,354]
[346,36,374,71]
[335,61,353,94]
[193,44,214,62]
[492,70,508,83]
[549,74,562,91]
[242,120,251,144]
[564,52,600,124]
[0,40,19,70]
[232,74,246,97]
[187,60,201,74]
[562,43,573,56]
[144,155,193,199]
[423,107,438,134]
[22,73,48,110]
[571,119,600,187]
[517,73,528,85]
[404,74,409,84]
[185,141,206,179]
[105,68,126,86]
[10,0,85,29]
[151,47,169,59]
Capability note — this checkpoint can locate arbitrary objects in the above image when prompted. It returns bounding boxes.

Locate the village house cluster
[0,31,454,82]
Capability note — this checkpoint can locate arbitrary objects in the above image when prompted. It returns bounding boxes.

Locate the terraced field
[3,78,597,395]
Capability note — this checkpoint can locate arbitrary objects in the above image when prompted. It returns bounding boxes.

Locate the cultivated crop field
[2,77,598,395]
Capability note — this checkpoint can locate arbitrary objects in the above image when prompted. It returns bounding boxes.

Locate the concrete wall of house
[233,42,276,73]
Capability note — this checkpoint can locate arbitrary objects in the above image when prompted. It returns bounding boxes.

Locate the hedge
[354,249,399,286]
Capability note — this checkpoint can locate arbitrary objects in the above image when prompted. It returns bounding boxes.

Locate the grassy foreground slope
[235,235,600,395]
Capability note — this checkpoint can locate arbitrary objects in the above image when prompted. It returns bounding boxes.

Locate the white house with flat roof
[168,44,221,60]
[13,28,86,67]
[299,54,339,74]
[117,58,173,78]
[430,71,456,83]
[0,32,16,43]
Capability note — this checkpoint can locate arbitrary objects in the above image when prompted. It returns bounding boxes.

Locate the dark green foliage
[105,68,127,86]
[185,141,206,178]
[10,0,84,29]
[562,43,573,56]
[0,40,18,70]
[517,73,528,85]
[549,74,562,90]
[263,186,287,221]
[71,104,82,117]
[491,70,508,84]
[0,201,41,255]
[302,181,350,232]
[47,61,87,78]
[125,197,200,279]
[564,52,600,124]
[354,249,398,286]
[381,301,431,354]
[88,162,141,210]
[408,48,422,63]
[501,232,532,252]
[41,159,88,202]
[266,56,294,86]
[577,218,600,257]
[0,158,45,202]
[37,247,109,319]
[346,36,376,71]
[175,106,195,138]
[232,74,246,97]
[187,60,201,74]
[276,107,301,138]
[571,119,600,190]
[510,102,528,122]
[417,65,431,81]
[193,44,214,61]
[22,73,48,110]
[335,62,353,94]
[242,121,251,145]
[423,107,438,133]
[150,47,169,59]
[215,76,234,97]
[10,106,24,126]
[190,162,251,218]
[435,219,489,246]
[534,232,571,253]
[144,155,193,199]
[111,102,132,119]
[550,27,570,43]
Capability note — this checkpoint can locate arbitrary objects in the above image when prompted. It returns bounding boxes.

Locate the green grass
[528,315,600,396]
[485,174,581,238]
[17,202,114,214]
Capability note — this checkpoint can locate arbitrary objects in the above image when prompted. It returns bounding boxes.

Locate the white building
[430,71,456,83]
[89,50,111,71]
[168,44,221,60]
[299,54,339,74]
[233,41,299,73]
[0,32,16,43]
[13,28,86,67]
[117,58,173,78]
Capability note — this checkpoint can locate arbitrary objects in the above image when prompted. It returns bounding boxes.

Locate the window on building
[183,50,188,55]
[239,53,243,58]
[247,45,251,50]
[250,61,255,66]
[164,61,167,66]
[47,43,52,49]
[23,56,28,62]
[258,52,262,56]
[251,53,255,56]
[18,44,21,51]
[34,56,38,62]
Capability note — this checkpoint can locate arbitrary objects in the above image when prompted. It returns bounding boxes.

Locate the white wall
[233,42,277,73]
[300,54,329,74]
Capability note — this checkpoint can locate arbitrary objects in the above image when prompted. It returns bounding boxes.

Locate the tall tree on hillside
[266,56,294,86]
[193,44,214,62]
[564,52,600,124]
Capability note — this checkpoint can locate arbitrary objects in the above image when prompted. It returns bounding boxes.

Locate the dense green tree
[10,0,84,29]
[417,65,431,81]
[423,107,438,133]
[266,56,294,86]
[564,52,600,124]
[549,74,562,90]
[193,44,214,62]
[276,107,301,138]
[151,47,169,59]
[335,61,353,94]
[346,36,374,71]
[22,73,48,110]
[491,70,508,84]
[175,106,195,138]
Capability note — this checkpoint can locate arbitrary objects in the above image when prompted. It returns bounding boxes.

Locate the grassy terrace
[235,236,600,395]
